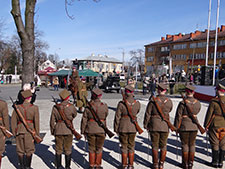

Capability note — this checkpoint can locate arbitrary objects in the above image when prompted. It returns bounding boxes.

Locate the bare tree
[11,0,99,86]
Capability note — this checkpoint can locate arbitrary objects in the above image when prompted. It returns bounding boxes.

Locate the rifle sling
[17,105,35,133]
[121,100,137,122]
[217,99,225,118]
[152,100,168,122]
[54,104,74,131]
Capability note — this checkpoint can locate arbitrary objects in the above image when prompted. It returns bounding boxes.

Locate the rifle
[0,125,13,138]
[52,96,82,140]
[84,97,115,138]
[151,96,177,132]
[10,97,43,143]
[206,132,209,156]
[176,133,179,159]
[180,93,205,134]
[121,90,143,135]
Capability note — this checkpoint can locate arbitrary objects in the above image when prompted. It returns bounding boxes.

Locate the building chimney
[178,33,182,37]
[166,34,172,39]
[221,25,225,32]
[217,27,220,33]
[161,37,165,41]
[190,33,194,38]
[172,35,178,41]
[195,30,201,36]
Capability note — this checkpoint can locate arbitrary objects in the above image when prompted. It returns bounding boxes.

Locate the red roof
[145,25,225,47]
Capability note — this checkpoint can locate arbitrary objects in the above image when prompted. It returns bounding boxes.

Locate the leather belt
[122,115,129,118]
[215,114,223,117]
[89,119,105,122]
[182,115,197,118]
[18,120,33,125]
[57,120,63,123]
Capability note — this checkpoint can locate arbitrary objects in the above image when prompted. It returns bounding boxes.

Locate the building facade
[145,25,225,76]
[74,54,123,76]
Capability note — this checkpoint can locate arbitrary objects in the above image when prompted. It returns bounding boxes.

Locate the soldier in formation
[174,85,201,169]
[81,88,108,169]
[11,90,40,169]
[204,79,225,168]
[143,83,173,169]
[50,89,77,169]
[114,85,141,169]
[0,99,9,169]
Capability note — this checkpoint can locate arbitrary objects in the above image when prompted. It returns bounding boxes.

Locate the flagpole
[213,0,220,86]
[205,0,212,66]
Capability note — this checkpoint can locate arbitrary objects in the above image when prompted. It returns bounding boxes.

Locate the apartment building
[145,25,225,76]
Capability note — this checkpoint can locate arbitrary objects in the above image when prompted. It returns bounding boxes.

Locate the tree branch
[11,0,28,41]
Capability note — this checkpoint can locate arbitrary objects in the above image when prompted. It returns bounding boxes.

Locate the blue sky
[1,0,225,62]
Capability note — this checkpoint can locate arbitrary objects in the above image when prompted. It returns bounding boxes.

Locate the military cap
[21,90,32,99]
[218,78,225,90]
[125,85,134,92]
[59,89,71,100]
[157,83,168,90]
[185,84,196,91]
[92,88,102,96]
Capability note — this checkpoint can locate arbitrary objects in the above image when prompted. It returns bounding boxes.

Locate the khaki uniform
[144,95,173,150]
[81,99,108,153]
[76,82,88,108]
[11,102,39,156]
[114,96,140,153]
[0,100,9,155]
[174,97,201,152]
[204,97,225,150]
[50,100,77,155]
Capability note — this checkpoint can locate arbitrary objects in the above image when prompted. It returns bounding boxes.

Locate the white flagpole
[213,0,220,86]
[205,0,212,66]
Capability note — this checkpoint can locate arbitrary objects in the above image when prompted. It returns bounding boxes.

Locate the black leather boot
[25,155,32,169]
[218,149,224,168]
[56,154,62,169]
[65,154,71,169]
[18,155,25,169]
[211,150,219,168]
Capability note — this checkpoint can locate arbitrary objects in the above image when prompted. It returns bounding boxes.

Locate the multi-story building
[73,54,123,76]
[145,25,225,76]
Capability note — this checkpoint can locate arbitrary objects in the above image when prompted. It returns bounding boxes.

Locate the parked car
[100,76,121,93]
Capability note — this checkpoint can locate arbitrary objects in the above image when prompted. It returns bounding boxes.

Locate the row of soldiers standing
[0,78,225,169]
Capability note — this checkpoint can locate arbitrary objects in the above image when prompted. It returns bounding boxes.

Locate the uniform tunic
[174,97,201,152]
[204,97,225,150]
[50,100,77,155]
[114,95,140,153]
[0,100,9,155]
[11,102,39,156]
[144,95,173,150]
[81,99,108,154]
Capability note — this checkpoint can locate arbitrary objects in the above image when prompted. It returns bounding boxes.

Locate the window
[173,44,187,50]
[148,47,154,53]
[218,40,225,46]
[161,46,169,52]
[172,54,186,60]
[190,43,197,48]
[147,56,154,62]
[197,42,206,48]
[210,41,215,46]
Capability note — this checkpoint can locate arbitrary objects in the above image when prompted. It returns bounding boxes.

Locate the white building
[75,54,123,75]
[39,60,56,71]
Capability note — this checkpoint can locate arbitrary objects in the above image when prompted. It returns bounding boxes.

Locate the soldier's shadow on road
[74,139,90,169]
[137,135,181,168]
[5,143,18,168]
[35,143,55,169]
